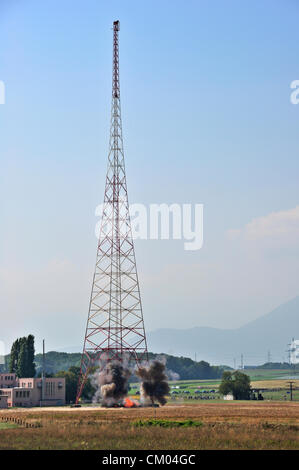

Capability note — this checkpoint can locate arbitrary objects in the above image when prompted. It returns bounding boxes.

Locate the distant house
[0,373,65,407]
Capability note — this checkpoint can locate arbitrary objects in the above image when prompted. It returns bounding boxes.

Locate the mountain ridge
[147,296,299,366]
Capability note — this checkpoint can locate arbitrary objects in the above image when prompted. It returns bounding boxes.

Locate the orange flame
[124,397,139,408]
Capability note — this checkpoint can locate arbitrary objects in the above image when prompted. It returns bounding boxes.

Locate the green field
[242,369,299,381]
[129,369,299,402]
[0,422,19,430]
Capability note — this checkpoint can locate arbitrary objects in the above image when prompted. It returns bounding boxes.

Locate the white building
[223,394,234,400]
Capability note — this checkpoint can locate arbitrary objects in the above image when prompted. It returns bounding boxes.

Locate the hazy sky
[1,0,299,354]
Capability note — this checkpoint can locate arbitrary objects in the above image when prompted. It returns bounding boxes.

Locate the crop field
[242,369,299,382]
[129,373,299,403]
[0,401,298,450]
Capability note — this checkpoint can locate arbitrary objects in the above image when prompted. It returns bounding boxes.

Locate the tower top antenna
[113,20,120,31]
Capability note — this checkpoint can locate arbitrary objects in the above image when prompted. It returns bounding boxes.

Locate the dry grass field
[0,401,298,450]
[250,379,299,389]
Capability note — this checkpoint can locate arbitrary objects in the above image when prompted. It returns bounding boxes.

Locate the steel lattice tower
[76,21,148,403]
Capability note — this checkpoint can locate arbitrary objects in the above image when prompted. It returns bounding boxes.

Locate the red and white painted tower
[76,21,148,402]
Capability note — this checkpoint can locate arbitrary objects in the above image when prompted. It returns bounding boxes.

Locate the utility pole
[233,358,236,370]
[267,350,271,363]
[40,339,45,406]
[287,381,295,401]
[240,354,244,370]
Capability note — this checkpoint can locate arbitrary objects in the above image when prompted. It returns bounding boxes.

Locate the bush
[134,419,203,428]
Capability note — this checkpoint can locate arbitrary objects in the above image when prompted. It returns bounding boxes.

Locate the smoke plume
[93,361,131,406]
[136,360,170,406]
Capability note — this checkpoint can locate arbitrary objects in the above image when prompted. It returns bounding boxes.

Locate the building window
[45,381,57,397]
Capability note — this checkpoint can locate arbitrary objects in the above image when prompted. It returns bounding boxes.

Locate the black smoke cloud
[137,360,170,406]
[97,361,131,406]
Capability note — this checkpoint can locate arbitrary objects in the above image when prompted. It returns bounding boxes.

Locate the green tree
[26,335,36,377]
[16,337,28,378]
[55,366,95,403]
[219,370,251,400]
[13,335,36,378]
[9,338,20,373]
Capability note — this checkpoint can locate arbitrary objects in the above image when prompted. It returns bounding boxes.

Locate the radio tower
[76,20,148,403]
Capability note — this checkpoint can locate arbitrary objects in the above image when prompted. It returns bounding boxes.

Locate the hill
[147,296,299,366]
[0,351,228,380]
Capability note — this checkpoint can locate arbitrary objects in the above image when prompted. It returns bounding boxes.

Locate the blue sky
[1,0,299,361]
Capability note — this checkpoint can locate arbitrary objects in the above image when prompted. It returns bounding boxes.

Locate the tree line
[2,335,254,403]
[2,347,228,381]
